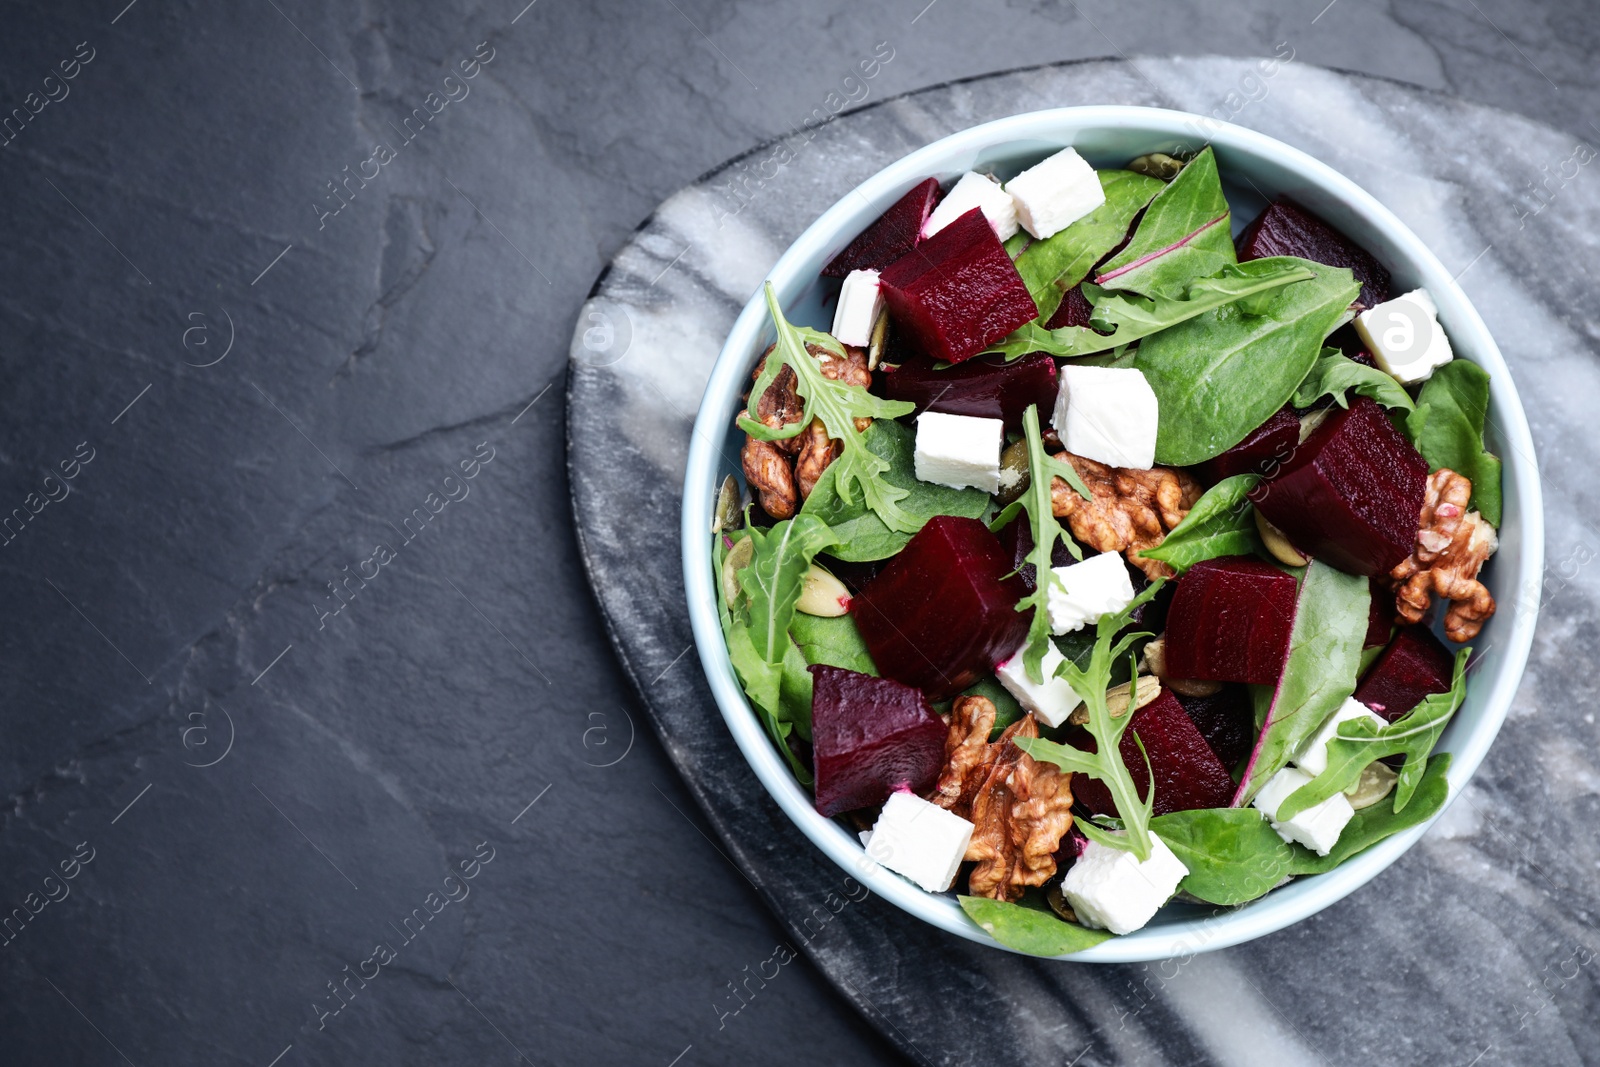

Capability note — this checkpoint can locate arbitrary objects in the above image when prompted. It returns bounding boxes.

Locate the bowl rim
[680,104,1544,962]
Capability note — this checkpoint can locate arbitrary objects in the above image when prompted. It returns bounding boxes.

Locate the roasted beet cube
[1236,198,1391,306]
[809,666,948,816]
[878,208,1039,365]
[997,512,1079,593]
[1070,690,1237,816]
[1043,283,1097,330]
[1366,578,1395,647]
[851,515,1030,700]
[1354,625,1455,722]
[1195,406,1302,485]
[1249,397,1428,577]
[1163,557,1299,685]
[878,352,1057,433]
[823,178,940,278]
[1175,684,1254,770]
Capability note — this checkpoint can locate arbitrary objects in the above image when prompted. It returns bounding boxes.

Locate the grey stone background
[0,2,1594,1066]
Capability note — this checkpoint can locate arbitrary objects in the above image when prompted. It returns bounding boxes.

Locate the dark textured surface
[0,2,1596,1065]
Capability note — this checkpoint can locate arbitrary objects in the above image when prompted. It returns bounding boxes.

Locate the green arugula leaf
[736,515,839,662]
[1234,560,1370,805]
[1150,807,1295,905]
[800,419,989,561]
[741,284,919,530]
[1405,361,1503,526]
[1095,146,1236,298]
[958,896,1114,956]
[1013,169,1164,321]
[1293,347,1415,412]
[1014,582,1166,862]
[1139,473,1263,573]
[1136,261,1361,466]
[1275,648,1469,821]
[788,612,877,675]
[1287,753,1452,872]
[987,260,1315,360]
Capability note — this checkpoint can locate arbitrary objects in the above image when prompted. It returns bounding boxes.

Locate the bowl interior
[682,106,1543,962]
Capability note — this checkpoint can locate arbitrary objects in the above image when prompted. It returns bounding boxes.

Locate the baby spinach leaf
[736,514,839,662]
[742,284,918,530]
[1274,647,1469,821]
[987,260,1315,360]
[1013,169,1164,321]
[958,896,1114,956]
[801,419,989,561]
[788,612,877,676]
[1405,361,1502,526]
[1136,262,1361,466]
[1288,753,1452,873]
[1139,474,1263,573]
[1095,146,1235,298]
[1293,348,1415,412]
[1014,582,1166,862]
[1233,560,1370,806]
[1150,807,1295,905]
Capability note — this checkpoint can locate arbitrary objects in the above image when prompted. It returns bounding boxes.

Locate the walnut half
[1389,468,1498,642]
[738,342,871,519]
[1050,451,1204,580]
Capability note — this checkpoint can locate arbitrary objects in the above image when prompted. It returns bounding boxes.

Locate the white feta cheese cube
[995,640,1083,728]
[831,269,882,347]
[922,171,1020,241]
[913,411,1003,494]
[1353,288,1454,384]
[1293,696,1387,777]
[1047,550,1136,635]
[1052,366,1160,470]
[1252,766,1355,856]
[863,790,974,893]
[1059,831,1189,935]
[1005,146,1106,240]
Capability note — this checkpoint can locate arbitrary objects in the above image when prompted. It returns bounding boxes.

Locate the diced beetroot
[877,352,1057,433]
[997,513,1078,593]
[1236,198,1392,306]
[1162,557,1299,685]
[878,208,1039,365]
[1249,397,1427,577]
[1175,684,1254,770]
[1366,578,1394,647]
[823,178,940,278]
[809,666,948,816]
[1354,625,1455,723]
[1069,690,1238,816]
[851,515,1030,700]
[1195,406,1302,486]
[1043,283,1097,330]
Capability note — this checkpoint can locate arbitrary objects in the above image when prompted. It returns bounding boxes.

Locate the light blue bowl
[680,106,1543,961]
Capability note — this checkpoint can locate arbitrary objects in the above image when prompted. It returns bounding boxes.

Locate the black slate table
[3,3,1598,1066]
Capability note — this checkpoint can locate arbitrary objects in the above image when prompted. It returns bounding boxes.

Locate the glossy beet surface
[1249,397,1428,577]
[1163,556,1299,684]
[1366,578,1395,647]
[997,513,1079,593]
[1236,198,1392,306]
[1354,625,1456,722]
[1043,283,1096,330]
[809,666,948,816]
[879,208,1039,365]
[851,515,1030,700]
[1070,690,1238,816]
[1195,406,1302,485]
[877,352,1057,432]
[1176,684,1255,770]
[822,177,940,278]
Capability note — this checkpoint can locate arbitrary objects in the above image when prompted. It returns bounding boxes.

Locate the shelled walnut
[1390,468,1498,642]
[739,342,871,519]
[1049,451,1204,580]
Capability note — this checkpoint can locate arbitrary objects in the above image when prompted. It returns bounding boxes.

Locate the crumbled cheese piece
[1047,550,1136,635]
[831,269,882,347]
[1005,146,1106,240]
[1059,831,1189,935]
[863,790,975,893]
[996,640,1082,729]
[1294,696,1387,778]
[913,411,1003,494]
[1052,366,1160,470]
[1353,288,1454,384]
[1253,766,1355,857]
[922,171,1019,241]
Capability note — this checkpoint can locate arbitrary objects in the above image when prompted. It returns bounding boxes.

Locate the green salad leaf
[736,515,839,662]
[741,284,918,530]
[1012,169,1164,321]
[1234,560,1370,805]
[1136,261,1361,466]
[1275,647,1469,821]
[1094,146,1236,298]
[958,896,1114,956]
[801,418,989,561]
[987,260,1315,360]
[1293,347,1415,412]
[1139,474,1263,574]
[1405,361,1503,526]
[788,611,877,675]
[1013,581,1165,861]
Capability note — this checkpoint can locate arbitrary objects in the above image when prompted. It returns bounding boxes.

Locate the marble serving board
[568,58,1599,1066]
